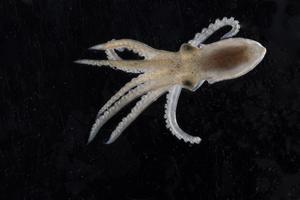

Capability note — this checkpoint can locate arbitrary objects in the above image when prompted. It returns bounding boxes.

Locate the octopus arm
[105,49,122,61]
[188,17,240,47]
[96,72,158,118]
[105,88,167,144]
[88,80,167,143]
[164,85,201,144]
[89,39,160,60]
[74,59,158,73]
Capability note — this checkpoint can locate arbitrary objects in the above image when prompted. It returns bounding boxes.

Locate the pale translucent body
[75,17,266,144]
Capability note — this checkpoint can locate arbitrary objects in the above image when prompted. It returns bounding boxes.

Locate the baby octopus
[75,17,266,144]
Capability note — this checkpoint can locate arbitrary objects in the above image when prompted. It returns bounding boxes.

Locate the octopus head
[200,38,266,84]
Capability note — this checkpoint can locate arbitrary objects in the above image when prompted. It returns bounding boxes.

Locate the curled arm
[188,17,240,47]
[164,85,201,144]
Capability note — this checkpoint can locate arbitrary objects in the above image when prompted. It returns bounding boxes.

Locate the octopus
[75,17,266,144]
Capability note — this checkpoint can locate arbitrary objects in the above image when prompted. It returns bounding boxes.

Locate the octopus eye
[180,43,196,52]
[182,80,193,87]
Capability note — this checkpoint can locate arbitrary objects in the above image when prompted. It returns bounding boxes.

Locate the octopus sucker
[76,17,266,144]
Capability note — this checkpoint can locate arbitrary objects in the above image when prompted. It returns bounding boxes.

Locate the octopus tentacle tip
[88,44,104,50]
[104,138,114,145]
[73,59,102,67]
[194,137,202,144]
[87,131,97,143]
[74,59,99,66]
[76,17,266,145]
[87,135,94,144]
[74,59,84,64]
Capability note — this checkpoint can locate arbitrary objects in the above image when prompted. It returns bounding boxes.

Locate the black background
[1,0,300,199]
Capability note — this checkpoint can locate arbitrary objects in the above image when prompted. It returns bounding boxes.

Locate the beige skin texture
[76,17,266,144]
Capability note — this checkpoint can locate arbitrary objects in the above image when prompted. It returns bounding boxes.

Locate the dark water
[1,0,300,199]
